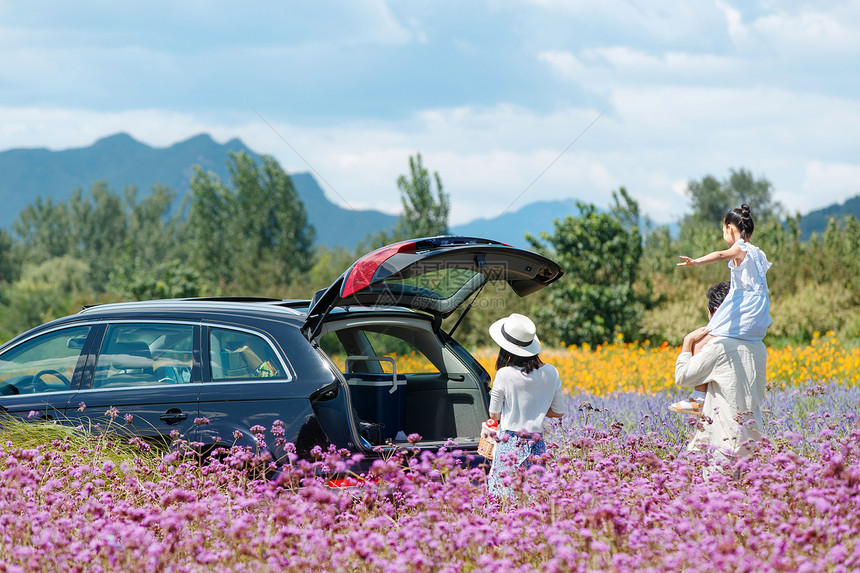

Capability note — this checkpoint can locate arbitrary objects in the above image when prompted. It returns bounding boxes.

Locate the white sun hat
[489,313,541,357]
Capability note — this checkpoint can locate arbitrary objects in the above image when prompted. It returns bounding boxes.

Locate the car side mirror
[67,336,86,349]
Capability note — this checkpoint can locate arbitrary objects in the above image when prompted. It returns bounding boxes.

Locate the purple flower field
[1,384,858,572]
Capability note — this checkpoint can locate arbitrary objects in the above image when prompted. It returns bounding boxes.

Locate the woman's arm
[677,242,743,267]
[547,374,566,418]
[488,371,506,422]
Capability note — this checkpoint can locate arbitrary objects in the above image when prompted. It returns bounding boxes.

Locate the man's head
[706,281,730,318]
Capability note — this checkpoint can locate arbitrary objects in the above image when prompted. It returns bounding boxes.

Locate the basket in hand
[478,419,499,458]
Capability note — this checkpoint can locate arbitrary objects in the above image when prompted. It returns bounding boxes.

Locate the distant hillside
[0,133,397,248]
[289,173,398,248]
[0,133,252,226]
[11,132,850,250]
[451,199,581,249]
[0,132,578,249]
[799,195,860,238]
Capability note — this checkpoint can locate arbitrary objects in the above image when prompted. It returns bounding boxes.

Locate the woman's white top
[488,363,566,434]
[706,239,772,342]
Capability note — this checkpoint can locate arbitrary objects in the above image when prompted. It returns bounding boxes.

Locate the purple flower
[270,419,285,437]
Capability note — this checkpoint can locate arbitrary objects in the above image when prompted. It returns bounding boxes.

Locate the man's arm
[682,326,711,354]
[676,337,721,388]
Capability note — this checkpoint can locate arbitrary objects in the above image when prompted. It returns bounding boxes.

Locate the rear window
[209,328,286,381]
[380,267,480,300]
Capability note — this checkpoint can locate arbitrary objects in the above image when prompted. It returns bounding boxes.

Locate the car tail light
[341,241,416,298]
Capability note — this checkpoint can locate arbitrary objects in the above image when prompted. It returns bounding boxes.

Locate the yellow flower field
[354,332,860,397]
[473,332,860,396]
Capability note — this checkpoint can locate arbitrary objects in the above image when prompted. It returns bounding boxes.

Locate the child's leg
[668,384,708,415]
[690,383,708,402]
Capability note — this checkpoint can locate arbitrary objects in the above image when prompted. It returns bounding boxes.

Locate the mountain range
[0,133,856,248]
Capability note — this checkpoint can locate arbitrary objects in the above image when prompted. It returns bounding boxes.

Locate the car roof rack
[81,296,284,311]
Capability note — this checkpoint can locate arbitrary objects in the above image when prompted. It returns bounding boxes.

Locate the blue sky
[1,0,858,225]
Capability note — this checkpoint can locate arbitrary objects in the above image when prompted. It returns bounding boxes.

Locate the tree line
[0,151,857,348]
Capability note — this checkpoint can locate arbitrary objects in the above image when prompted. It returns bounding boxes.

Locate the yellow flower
[330,333,860,397]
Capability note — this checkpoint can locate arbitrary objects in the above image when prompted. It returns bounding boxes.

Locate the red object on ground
[327,477,366,489]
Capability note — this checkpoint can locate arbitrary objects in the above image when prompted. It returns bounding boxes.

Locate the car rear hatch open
[301,236,564,340]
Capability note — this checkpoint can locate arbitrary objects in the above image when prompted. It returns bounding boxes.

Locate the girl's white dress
[706,239,772,342]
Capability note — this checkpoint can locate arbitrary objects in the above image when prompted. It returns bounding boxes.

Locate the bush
[769,281,855,343]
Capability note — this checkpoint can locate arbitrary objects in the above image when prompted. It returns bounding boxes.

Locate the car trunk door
[302,236,563,339]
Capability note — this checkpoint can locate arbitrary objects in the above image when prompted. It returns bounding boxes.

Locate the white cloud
[538,50,590,80]
[0,0,859,231]
[2,83,859,228]
[794,161,860,212]
[0,107,216,150]
[714,0,747,42]
[752,7,860,55]
[591,47,739,76]
[540,46,743,93]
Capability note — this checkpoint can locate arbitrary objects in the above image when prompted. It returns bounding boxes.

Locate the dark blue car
[0,236,562,463]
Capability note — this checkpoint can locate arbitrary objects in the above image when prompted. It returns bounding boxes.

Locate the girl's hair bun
[724,203,755,239]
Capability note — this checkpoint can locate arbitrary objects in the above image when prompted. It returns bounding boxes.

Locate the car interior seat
[103,340,158,387]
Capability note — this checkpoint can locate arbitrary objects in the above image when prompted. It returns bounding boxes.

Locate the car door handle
[160,409,188,424]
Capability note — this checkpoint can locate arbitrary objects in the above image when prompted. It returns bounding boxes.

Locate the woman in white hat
[486,313,565,497]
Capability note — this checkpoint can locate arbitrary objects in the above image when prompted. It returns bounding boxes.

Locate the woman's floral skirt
[488,430,546,498]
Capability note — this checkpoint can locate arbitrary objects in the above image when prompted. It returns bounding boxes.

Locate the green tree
[11,180,194,300]
[0,256,91,342]
[0,229,18,284]
[396,152,449,238]
[188,151,315,292]
[13,197,72,261]
[109,256,202,301]
[528,188,646,346]
[67,183,129,287]
[12,184,128,290]
[362,153,450,250]
[123,184,189,265]
[685,168,782,224]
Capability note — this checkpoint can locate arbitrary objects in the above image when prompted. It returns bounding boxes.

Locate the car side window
[0,326,91,395]
[94,324,194,389]
[209,328,284,381]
